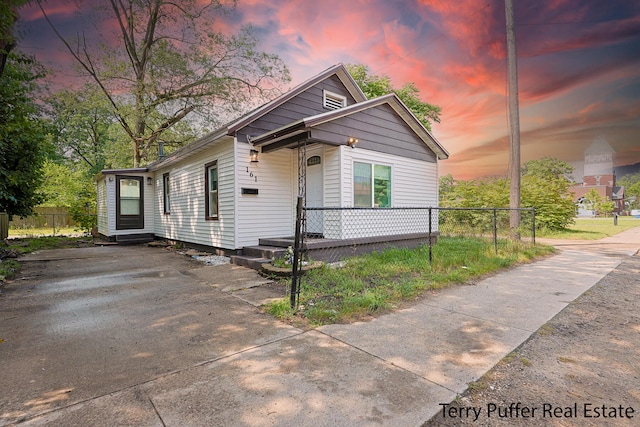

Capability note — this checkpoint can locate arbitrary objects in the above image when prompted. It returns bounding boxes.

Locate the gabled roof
[147,64,366,170]
[226,63,366,133]
[249,93,449,160]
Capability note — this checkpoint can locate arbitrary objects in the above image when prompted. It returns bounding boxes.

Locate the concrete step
[230,255,271,271]
[115,234,154,245]
[242,245,287,259]
[258,237,295,248]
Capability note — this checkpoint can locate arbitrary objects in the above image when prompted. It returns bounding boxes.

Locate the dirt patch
[422,254,640,426]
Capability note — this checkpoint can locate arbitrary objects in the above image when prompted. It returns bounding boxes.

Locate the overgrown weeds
[266,236,555,326]
[1,236,94,282]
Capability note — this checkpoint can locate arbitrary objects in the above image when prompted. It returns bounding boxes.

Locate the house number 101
[246,167,258,182]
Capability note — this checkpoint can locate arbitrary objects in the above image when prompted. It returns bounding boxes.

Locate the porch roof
[248,93,449,160]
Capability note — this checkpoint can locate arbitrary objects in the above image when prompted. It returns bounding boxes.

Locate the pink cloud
[16,0,640,180]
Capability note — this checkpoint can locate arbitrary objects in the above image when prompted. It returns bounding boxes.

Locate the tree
[38,0,290,167]
[440,158,577,230]
[0,52,48,217]
[346,64,441,131]
[521,157,575,229]
[618,173,640,210]
[39,161,97,233]
[46,85,118,174]
[583,188,615,217]
[0,1,28,77]
[522,157,574,178]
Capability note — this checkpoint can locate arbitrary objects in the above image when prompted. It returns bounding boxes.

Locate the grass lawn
[267,236,555,326]
[8,227,81,238]
[537,217,640,240]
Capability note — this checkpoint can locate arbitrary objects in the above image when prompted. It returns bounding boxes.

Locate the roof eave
[147,129,231,171]
[303,93,449,160]
[227,63,367,134]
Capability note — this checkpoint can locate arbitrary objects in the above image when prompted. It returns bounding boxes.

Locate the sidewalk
[17,227,640,426]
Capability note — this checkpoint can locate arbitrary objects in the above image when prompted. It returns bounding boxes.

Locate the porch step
[229,255,271,271]
[258,238,295,248]
[242,245,287,259]
[115,234,154,245]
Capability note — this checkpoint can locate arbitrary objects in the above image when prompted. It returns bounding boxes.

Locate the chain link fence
[289,203,536,307]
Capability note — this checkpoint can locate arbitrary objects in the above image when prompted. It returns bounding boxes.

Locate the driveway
[1,227,638,426]
[0,245,298,425]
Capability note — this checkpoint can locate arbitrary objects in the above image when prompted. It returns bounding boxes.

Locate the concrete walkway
[4,226,640,426]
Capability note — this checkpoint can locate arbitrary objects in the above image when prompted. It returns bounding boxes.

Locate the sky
[17,0,640,180]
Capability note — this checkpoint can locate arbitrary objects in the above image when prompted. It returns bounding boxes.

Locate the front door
[116,176,144,230]
[306,152,323,235]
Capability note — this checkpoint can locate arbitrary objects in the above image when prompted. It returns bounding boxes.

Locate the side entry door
[116,175,144,230]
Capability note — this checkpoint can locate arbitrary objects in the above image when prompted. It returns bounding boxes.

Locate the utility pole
[505,0,521,239]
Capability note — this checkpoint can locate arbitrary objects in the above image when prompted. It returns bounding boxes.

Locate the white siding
[341,146,438,207]
[323,145,341,207]
[235,142,294,247]
[153,137,235,249]
[101,172,155,236]
[327,146,438,239]
[96,177,108,235]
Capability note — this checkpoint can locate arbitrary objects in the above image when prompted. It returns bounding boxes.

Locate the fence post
[52,213,56,236]
[531,208,536,245]
[290,196,304,309]
[428,207,433,268]
[493,208,498,254]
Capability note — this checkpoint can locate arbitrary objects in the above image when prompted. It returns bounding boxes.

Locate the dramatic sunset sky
[18,0,640,179]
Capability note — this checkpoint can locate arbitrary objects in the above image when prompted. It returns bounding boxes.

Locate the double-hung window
[163,173,170,214]
[205,161,218,220]
[353,162,391,208]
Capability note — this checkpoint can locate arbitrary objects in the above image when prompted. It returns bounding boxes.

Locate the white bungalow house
[96,64,449,265]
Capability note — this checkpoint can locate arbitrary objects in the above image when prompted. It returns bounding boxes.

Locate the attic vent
[323,90,347,110]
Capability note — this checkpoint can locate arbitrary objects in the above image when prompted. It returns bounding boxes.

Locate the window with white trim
[163,173,170,214]
[205,160,218,220]
[323,90,347,110]
[353,162,391,208]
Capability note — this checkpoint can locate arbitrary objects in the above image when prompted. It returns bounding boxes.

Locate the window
[163,173,170,214]
[354,162,372,207]
[307,155,321,166]
[323,90,347,110]
[374,165,391,208]
[353,162,391,208]
[119,178,141,215]
[205,161,218,220]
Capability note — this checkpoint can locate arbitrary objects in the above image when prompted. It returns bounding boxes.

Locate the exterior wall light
[250,149,259,163]
[147,176,153,186]
[347,137,359,148]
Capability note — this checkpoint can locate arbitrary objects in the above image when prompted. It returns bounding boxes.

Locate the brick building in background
[571,137,625,216]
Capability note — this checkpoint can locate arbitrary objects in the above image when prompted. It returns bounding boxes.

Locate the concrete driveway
[0,245,299,425]
[1,227,637,426]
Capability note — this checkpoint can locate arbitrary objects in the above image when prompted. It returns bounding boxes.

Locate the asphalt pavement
[0,226,638,426]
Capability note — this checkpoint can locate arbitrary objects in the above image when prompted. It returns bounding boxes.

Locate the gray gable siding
[236,75,357,142]
[309,103,437,162]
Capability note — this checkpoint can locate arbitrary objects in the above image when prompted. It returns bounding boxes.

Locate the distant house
[571,137,625,216]
[96,64,449,263]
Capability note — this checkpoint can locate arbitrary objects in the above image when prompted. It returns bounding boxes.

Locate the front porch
[230,232,438,271]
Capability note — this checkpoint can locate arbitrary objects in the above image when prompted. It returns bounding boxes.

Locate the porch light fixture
[250,149,259,163]
[347,137,359,148]
[147,177,153,186]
